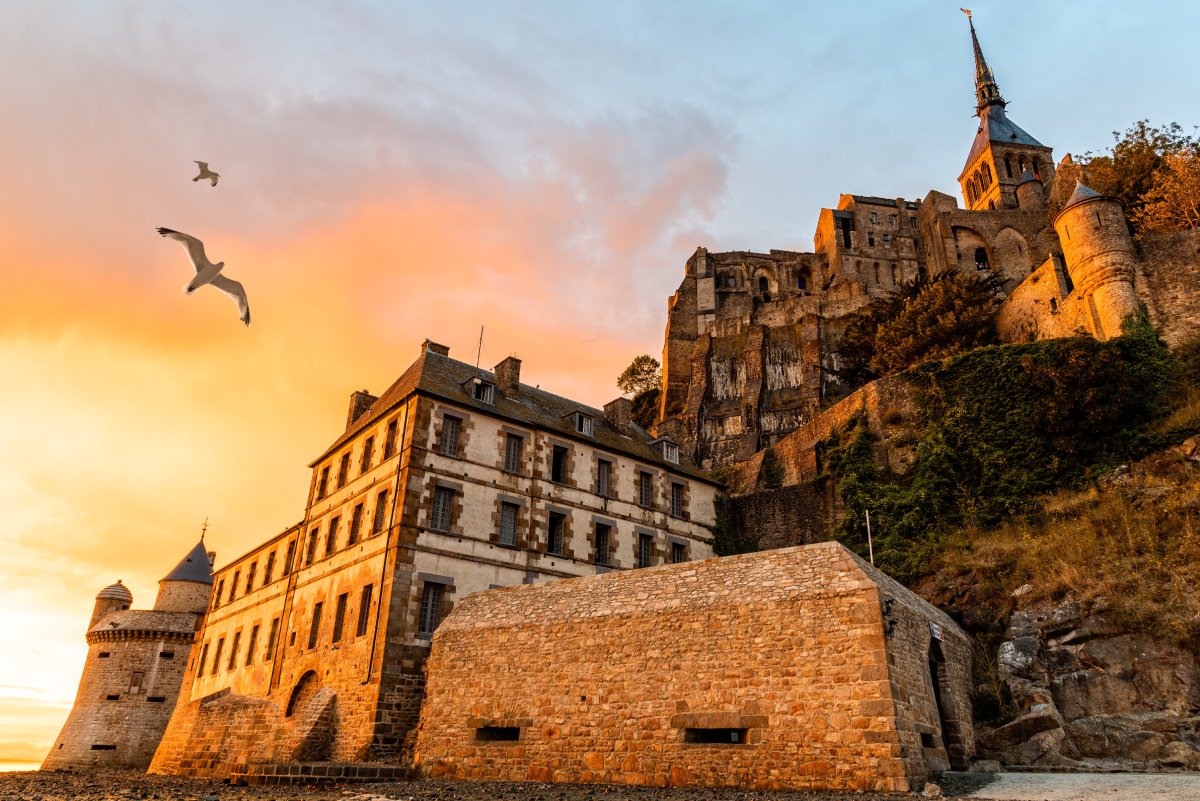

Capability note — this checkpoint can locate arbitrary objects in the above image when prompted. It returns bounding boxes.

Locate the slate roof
[961,104,1047,176]
[312,347,718,484]
[161,539,214,584]
[1062,179,1103,210]
[88,609,199,636]
[96,580,132,603]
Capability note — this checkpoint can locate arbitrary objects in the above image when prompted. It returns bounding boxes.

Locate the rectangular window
[360,436,374,474]
[637,533,654,568]
[332,592,349,643]
[882,233,891,248]
[282,540,296,575]
[551,445,568,483]
[638,471,654,508]
[597,459,612,497]
[867,232,875,247]
[317,466,330,500]
[672,542,687,564]
[431,486,454,532]
[473,380,495,404]
[547,512,565,555]
[264,551,276,585]
[684,727,747,744]
[197,642,209,675]
[383,418,398,459]
[265,617,280,662]
[594,523,611,566]
[499,502,518,547]
[245,624,259,666]
[245,562,257,593]
[418,582,445,638]
[337,452,350,488]
[325,516,340,556]
[211,637,224,675]
[440,415,461,457]
[372,489,389,535]
[504,433,523,473]
[226,631,241,671]
[305,527,319,566]
[348,503,364,545]
[575,413,594,436]
[229,571,240,602]
[129,671,143,692]
[889,213,897,227]
[475,726,520,742]
[212,580,224,609]
[662,442,680,464]
[356,585,373,637]
[870,211,878,224]
[671,482,685,517]
[308,602,323,649]
[158,651,174,659]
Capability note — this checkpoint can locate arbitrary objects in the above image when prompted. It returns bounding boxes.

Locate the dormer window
[472,379,495,404]
[574,413,594,437]
[663,442,679,464]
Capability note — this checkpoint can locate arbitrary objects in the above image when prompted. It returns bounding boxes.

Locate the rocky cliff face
[978,594,1200,769]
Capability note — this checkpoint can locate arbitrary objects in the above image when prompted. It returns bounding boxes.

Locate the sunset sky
[0,0,1194,767]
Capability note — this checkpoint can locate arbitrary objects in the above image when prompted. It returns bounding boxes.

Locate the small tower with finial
[42,535,215,771]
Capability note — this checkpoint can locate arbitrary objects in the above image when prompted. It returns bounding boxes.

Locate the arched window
[1032,157,1042,181]
[796,271,808,291]
[966,184,975,204]
[758,276,769,300]
[1004,155,1014,178]
[1018,155,1027,175]
[725,275,736,288]
[982,163,992,187]
[974,247,989,271]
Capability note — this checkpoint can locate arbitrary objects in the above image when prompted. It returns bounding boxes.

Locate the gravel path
[959,771,1200,800]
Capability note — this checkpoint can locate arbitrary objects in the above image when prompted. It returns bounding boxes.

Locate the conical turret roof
[1063,179,1103,210]
[96,580,132,603]
[161,539,214,584]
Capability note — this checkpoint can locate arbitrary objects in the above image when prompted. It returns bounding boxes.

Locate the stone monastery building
[43,540,213,771]
[658,17,1200,469]
[149,341,720,776]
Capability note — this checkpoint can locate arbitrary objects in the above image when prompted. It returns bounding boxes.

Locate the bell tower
[957,10,1055,211]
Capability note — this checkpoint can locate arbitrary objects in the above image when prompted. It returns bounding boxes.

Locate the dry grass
[938,450,1200,645]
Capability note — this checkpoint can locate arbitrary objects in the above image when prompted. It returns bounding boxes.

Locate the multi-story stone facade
[414,542,973,793]
[150,340,720,779]
[658,15,1200,469]
[42,540,213,771]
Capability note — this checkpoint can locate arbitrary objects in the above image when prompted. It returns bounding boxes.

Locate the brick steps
[230,762,414,786]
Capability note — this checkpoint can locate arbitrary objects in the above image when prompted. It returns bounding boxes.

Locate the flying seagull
[192,161,220,186]
[156,227,251,326]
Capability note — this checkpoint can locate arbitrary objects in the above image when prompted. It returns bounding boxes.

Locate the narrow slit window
[372,489,389,535]
[308,602,323,649]
[355,584,373,638]
[594,523,611,566]
[684,728,747,744]
[348,503,364,545]
[337,452,350,488]
[244,624,259,666]
[360,436,374,473]
[551,445,569,483]
[547,512,565,556]
[332,592,348,643]
[597,459,612,498]
[475,726,520,742]
[383,418,398,459]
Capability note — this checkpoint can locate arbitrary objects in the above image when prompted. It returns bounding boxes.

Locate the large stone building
[42,539,213,771]
[415,542,973,793]
[658,16,1200,469]
[150,340,720,779]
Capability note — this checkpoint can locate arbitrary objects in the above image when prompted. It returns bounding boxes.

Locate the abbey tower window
[307,601,323,649]
[325,515,340,556]
[383,418,398,459]
[360,436,374,473]
[337,452,350,488]
[245,561,257,593]
[245,624,259,666]
[355,584,373,638]
[332,592,349,643]
[211,637,224,675]
[265,617,280,661]
[212,579,225,609]
[1004,155,1013,178]
[372,489,389,535]
[282,539,296,575]
[305,526,319,566]
[316,465,330,500]
[348,502,364,545]
[229,570,240,601]
[197,642,209,674]
[264,550,276,584]
[226,630,241,671]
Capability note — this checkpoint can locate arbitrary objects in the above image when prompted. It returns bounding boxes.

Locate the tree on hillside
[835,272,1007,387]
[1063,120,1199,232]
[617,355,661,396]
[1130,146,1200,234]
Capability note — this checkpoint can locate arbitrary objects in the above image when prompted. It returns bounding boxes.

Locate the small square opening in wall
[475,726,520,742]
[684,727,747,744]
[921,732,936,748]
[147,696,167,703]
[158,651,175,659]
[90,744,117,751]
[98,652,111,659]
[105,694,120,701]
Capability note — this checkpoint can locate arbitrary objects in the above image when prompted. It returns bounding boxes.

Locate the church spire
[963,9,1005,114]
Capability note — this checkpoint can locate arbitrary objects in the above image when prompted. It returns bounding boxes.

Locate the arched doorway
[286,670,319,717]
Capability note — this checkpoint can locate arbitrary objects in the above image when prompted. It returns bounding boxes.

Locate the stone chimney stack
[604,397,633,435]
[423,339,450,356]
[346,389,377,429]
[494,356,521,395]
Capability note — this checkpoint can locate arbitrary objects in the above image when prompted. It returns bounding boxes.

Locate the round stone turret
[154,538,215,613]
[1053,180,1139,339]
[1015,169,1045,210]
[90,580,132,629]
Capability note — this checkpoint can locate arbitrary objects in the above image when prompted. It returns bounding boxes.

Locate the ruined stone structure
[658,17,1200,469]
[150,340,719,780]
[43,540,213,771]
[414,542,974,793]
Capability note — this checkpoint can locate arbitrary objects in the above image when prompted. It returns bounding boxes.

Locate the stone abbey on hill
[657,17,1200,470]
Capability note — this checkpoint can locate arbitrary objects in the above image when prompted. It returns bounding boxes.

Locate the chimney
[494,356,521,395]
[604,397,633,435]
[423,339,450,356]
[346,389,378,429]
[206,551,217,568]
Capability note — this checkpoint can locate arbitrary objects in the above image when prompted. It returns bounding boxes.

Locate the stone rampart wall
[1137,228,1200,347]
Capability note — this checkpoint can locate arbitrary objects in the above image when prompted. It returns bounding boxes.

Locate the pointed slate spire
[964,9,1005,114]
[1063,179,1103,210]
[161,538,214,584]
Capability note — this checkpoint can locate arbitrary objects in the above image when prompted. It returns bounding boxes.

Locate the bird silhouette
[192,161,220,186]
[156,227,251,326]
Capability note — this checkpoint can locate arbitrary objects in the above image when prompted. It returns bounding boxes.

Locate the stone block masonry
[414,542,973,793]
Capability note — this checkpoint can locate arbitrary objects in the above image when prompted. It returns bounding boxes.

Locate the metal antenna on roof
[474,325,484,378]
[200,516,208,541]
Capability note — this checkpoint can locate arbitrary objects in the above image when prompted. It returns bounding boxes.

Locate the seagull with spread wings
[156,227,251,326]
[192,161,220,186]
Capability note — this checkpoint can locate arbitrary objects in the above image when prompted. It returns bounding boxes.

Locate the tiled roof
[88,610,199,636]
[161,539,214,584]
[312,348,718,483]
[96,580,133,603]
[962,104,1046,176]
